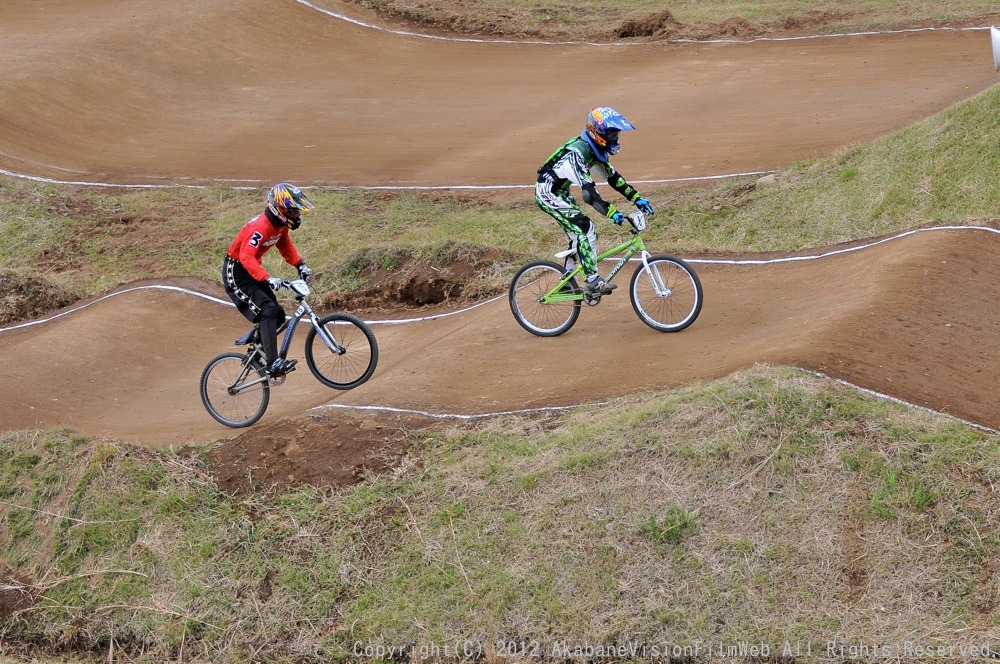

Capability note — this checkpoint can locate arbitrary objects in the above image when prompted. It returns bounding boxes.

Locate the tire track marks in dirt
[0,0,996,188]
[0,229,996,447]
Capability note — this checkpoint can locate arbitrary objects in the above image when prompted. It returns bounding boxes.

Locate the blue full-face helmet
[581,107,635,162]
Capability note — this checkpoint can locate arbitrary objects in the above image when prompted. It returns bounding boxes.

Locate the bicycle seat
[235,327,258,345]
[555,237,579,260]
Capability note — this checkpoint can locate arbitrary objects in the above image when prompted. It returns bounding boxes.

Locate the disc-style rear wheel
[630,255,703,332]
[305,313,379,389]
[200,352,270,427]
[509,260,581,337]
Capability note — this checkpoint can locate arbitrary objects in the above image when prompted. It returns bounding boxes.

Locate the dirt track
[1,0,997,188]
[0,0,998,488]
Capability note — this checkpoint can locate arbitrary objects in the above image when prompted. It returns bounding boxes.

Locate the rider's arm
[581,182,617,220]
[602,162,644,206]
[235,218,271,282]
[275,232,303,269]
[557,149,620,222]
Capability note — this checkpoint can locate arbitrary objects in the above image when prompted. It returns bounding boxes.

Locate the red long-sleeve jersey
[225,211,302,282]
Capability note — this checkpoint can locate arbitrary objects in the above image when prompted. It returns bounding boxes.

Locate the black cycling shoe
[584,277,617,296]
[268,358,298,377]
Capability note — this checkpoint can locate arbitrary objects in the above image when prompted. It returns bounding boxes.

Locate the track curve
[1,1,998,450]
[2,228,996,444]
[0,0,996,188]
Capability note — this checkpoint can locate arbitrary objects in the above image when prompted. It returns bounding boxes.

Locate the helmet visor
[606,130,621,155]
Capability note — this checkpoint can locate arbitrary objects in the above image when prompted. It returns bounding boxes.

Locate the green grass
[0,367,996,661]
[647,84,1000,253]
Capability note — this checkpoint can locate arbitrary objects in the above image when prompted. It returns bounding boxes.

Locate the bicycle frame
[202,277,380,426]
[540,231,670,304]
[277,297,345,360]
[229,280,345,394]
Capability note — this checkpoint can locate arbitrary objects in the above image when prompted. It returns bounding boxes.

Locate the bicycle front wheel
[305,313,379,389]
[200,352,270,428]
[630,255,703,332]
[509,260,581,337]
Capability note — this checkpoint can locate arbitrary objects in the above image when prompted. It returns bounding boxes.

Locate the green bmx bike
[509,211,703,336]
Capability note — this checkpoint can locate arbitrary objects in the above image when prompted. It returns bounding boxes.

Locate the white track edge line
[0,286,232,333]
[681,224,1000,265]
[0,165,775,191]
[307,401,611,420]
[294,0,991,46]
[793,368,999,435]
[3,225,997,332]
[307,372,997,436]
[3,228,995,433]
[0,6,993,190]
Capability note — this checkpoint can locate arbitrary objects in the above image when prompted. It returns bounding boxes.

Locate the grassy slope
[0,16,999,664]
[2,85,999,313]
[1,368,996,661]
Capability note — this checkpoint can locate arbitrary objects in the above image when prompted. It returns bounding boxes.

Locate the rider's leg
[258,300,286,367]
[536,187,614,294]
[534,194,598,277]
[223,257,293,372]
[223,256,265,324]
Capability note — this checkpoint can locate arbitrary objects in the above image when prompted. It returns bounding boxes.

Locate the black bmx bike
[199,278,378,427]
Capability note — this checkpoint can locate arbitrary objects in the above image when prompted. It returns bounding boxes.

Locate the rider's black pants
[222,256,286,365]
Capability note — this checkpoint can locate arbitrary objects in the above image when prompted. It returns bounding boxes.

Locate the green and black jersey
[536,135,642,219]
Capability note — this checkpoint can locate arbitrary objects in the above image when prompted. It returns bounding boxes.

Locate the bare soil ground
[1,227,996,496]
[343,0,998,43]
[0,0,997,495]
[1,0,997,189]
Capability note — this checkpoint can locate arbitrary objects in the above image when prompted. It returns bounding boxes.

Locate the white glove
[297,263,313,280]
[266,276,283,290]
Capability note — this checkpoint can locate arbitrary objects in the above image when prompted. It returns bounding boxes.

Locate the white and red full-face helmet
[582,107,636,162]
[267,183,315,230]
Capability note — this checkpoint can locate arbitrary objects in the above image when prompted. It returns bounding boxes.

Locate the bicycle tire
[305,313,379,389]
[629,255,703,332]
[200,352,270,428]
[509,260,582,337]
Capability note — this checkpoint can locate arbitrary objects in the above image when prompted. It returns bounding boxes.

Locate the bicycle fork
[307,312,347,355]
[639,249,673,298]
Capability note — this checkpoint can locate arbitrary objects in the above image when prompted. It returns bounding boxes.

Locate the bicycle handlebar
[276,277,312,298]
[276,273,313,288]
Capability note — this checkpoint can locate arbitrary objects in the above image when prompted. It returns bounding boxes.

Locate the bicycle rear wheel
[200,352,270,427]
[509,260,581,337]
[630,255,703,332]
[305,313,379,389]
